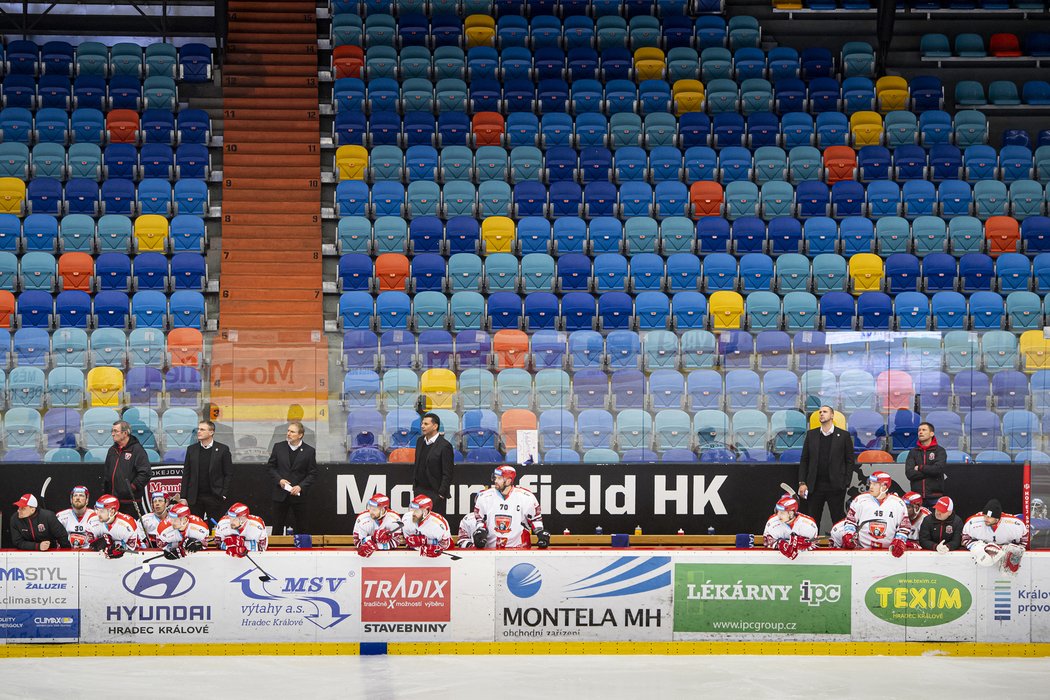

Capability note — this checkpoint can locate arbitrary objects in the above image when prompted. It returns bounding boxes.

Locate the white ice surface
[1,654,1049,700]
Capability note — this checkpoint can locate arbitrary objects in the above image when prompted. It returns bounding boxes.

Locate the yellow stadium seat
[850,111,883,147]
[848,253,884,293]
[773,0,804,8]
[420,368,457,410]
[1020,330,1050,370]
[464,15,496,48]
[134,214,169,252]
[672,79,705,115]
[88,366,124,407]
[709,290,744,329]
[876,76,909,114]
[0,177,26,215]
[634,47,666,81]
[336,145,368,181]
[807,409,847,430]
[481,216,515,253]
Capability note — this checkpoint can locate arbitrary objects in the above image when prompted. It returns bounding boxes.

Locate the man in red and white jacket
[90,494,143,558]
[763,495,818,559]
[904,422,947,509]
[216,503,268,557]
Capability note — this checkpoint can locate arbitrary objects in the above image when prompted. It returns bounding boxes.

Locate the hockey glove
[184,538,205,552]
[405,534,427,549]
[472,526,489,550]
[790,534,817,553]
[357,538,377,558]
[373,527,394,546]
[90,534,112,552]
[536,530,551,549]
[972,543,1001,567]
[936,540,950,554]
[1000,544,1024,574]
[104,540,126,559]
[223,535,248,558]
[163,543,187,560]
[841,532,856,550]
[419,544,444,558]
[777,538,798,560]
[890,537,906,558]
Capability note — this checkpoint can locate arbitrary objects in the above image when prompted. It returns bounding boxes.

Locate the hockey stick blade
[244,552,276,582]
[441,550,462,561]
[780,482,798,498]
[140,553,166,571]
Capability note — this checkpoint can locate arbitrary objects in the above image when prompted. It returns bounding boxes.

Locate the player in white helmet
[56,486,101,549]
[139,490,174,546]
[472,465,549,550]
[401,495,452,558]
[216,503,268,558]
[962,499,1029,573]
[841,472,911,557]
[901,491,929,549]
[155,503,210,559]
[763,495,818,559]
[90,494,143,558]
[353,493,403,557]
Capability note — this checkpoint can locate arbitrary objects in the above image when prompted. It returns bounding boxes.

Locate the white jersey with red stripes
[473,485,544,549]
[155,515,210,547]
[830,519,849,548]
[93,511,143,550]
[763,512,818,547]
[400,511,452,550]
[140,511,176,541]
[216,514,268,551]
[352,510,403,549]
[844,493,912,550]
[961,514,1029,551]
[56,508,100,549]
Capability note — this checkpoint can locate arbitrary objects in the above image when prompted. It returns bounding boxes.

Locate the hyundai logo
[121,565,195,599]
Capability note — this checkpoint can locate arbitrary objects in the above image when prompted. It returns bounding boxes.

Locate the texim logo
[993,579,1012,622]
[507,556,671,600]
[122,565,195,599]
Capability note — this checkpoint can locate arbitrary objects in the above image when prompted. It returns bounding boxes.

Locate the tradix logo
[122,565,196,599]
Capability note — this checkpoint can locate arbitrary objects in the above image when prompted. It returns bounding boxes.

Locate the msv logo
[507,557,671,600]
[122,565,196,599]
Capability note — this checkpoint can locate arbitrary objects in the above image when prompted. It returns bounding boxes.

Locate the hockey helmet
[227,502,250,519]
[169,503,191,519]
[70,485,90,499]
[901,491,923,506]
[868,471,892,489]
[775,495,799,512]
[409,495,433,512]
[493,464,517,483]
[95,494,120,512]
[367,493,391,511]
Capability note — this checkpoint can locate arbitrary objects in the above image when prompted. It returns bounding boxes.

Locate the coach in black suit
[798,405,857,526]
[412,412,454,516]
[266,421,317,535]
[180,419,232,522]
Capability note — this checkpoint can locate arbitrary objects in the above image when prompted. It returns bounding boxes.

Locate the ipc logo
[506,563,542,599]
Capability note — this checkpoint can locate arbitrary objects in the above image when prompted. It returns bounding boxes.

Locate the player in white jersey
[155,503,210,560]
[216,502,268,558]
[401,495,452,557]
[56,485,100,549]
[472,465,550,550]
[901,491,929,549]
[139,491,175,546]
[353,494,403,557]
[842,472,911,557]
[90,494,143,558]
[456,510,485,548]
[764,495,818,559]
[962,499,1029,573]
[829,519,849,548]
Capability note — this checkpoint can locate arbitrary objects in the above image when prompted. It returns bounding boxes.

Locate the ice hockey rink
[2,654,1049,699]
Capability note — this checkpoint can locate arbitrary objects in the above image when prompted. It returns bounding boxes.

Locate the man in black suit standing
[266,421,317,535]
[412,412,454,516]
[180,420,232,522]
[798,405,857,528]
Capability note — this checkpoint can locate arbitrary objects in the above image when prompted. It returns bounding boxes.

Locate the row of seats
[338,143,1050,186]
[956,80,1050,107]
[0,40,211,82]
[0,251,206,293]
[0,142,211,183]
[2,74,181,112]
[333,108,991,150]
[0,213,205,254]
[335,0,724,20]
[0,107,211,146]
[0,288,206,331]
[0,177,209,217]
[921,32,1050,58]
[0,403,201,449]
[0,364,201,409]
[338,44,874,86]
[333,12,756,51]
[0,326,202,370]
[334,213,1050,256]
[774,0,1045,8]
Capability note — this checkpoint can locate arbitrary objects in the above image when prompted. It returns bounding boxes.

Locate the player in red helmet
[471,465,549,550]
[353,493,403,557]
[842,472,911,556]
[155,503,210,559]
[216,502,268,558]
[400,494,451,558]
[763,495,818,559]
[57,486,101,549]
[90,494,143,558]
[901,491,929,549]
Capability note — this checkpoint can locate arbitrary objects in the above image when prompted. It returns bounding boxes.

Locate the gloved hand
[790,534,817,553]
[841,532,856,550]
[472,526,489,549]
[104,540,126,559]
[419,544,444,558]
[223,535,247,558]
[373,527,394,546]
[357,538,376,558]
[777,538,798,560]
[936,540,950,554]
[184,538,205,552]
[535,530,551,549]
[405,534,427,549]
[91,534,112,552]
[890,537,906,558]
[163,543,187,560]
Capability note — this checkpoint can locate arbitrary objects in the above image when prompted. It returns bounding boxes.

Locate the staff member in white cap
[9,494,71,551]
[918,496,963,552]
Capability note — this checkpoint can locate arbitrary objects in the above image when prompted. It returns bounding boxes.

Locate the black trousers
[805,487,847,528]
[190,493,226,525]
[415,489,447,517]
[271,497,310,535]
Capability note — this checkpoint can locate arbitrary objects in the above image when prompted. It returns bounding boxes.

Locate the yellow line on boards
[3,642,1050,658]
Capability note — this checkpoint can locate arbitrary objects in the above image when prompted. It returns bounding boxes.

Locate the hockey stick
[122,475,156,548]
[139,552,167,571]
[244,552,276,582]
[391,521,461,560]
[780,482,798,498]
